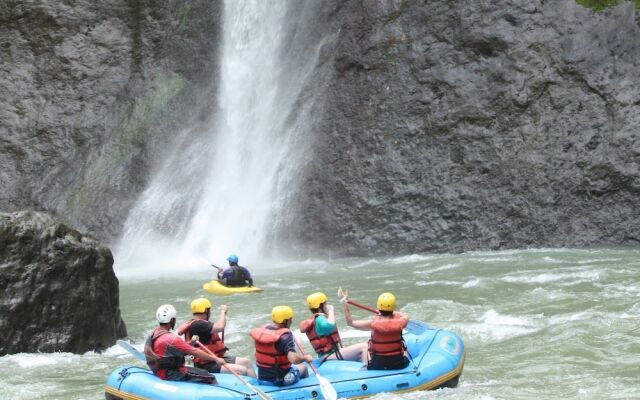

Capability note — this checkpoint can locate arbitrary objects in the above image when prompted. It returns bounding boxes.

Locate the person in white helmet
[144,304,226,383]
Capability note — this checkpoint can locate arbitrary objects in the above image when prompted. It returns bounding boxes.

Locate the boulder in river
[0,211,127,355]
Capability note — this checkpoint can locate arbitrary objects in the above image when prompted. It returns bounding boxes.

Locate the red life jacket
[150,328,186,378]
[176,320,193,337]
[180,319,227,360]
[299,313,341,354]
[368,316,407,357]
[250,325,292,371]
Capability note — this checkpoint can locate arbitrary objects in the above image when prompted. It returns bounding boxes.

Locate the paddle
[117,340,146,362]
[211,264,223,271]
[194,340,272,400]
[338,291,422,333]
[345,299,379,314]
[291,335,338,400]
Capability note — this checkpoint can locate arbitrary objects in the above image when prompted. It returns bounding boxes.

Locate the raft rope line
[113,366,257,398]
[416,328,441,368]
[117,367,152,391]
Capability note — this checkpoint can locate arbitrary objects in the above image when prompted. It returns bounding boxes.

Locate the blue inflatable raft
[105,320,464,399]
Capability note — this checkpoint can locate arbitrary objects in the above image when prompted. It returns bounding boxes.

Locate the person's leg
[232,355,257,378]
[295,363,308,379]
[333,343,368,363]
[219,362,251,376]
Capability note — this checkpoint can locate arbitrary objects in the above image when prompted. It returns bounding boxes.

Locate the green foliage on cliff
[69,73,185,210]
[576,0,640,10]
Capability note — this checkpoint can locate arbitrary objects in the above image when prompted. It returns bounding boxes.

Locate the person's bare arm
[287,351,313,365]
[325,304,336,324]
[212,305,228,332]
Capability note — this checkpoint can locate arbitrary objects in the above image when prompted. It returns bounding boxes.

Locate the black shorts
[195,355,237,373]
[367,355,409,370]
[173,366,217,384]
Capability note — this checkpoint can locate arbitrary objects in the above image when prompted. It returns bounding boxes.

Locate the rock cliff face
[0,211,126,355]
[284,0,640,255]
[0,0,222,243]
[1,1,639,257]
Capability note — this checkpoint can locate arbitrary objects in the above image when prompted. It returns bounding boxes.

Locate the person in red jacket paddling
[176,298,256,377]
[338,290,410,370]
[250,305,313,386]
[300,292,368,363]
[144,304,225,383]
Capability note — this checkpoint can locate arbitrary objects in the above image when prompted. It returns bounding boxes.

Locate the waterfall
[115,1,324,278]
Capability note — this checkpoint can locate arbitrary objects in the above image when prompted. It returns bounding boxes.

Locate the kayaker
[217,254,253,287]
[250,305,313,386]
[339,290,410,370]
[144,304,225,383]
[176,298,256,378]
[300,292,368,363]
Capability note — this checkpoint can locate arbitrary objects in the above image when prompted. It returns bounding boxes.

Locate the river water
[1,248,638,399]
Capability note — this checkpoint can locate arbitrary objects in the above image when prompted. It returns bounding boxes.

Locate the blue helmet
[227,254,239,264]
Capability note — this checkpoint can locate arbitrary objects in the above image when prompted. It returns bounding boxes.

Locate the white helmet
[156,304,177,323]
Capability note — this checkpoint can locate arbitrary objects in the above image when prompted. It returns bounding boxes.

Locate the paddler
[177,298,256,377]
[338,289,410,370]
[217,254,253,287]
[250,306,313,386]
[299,292,368,363]
[144,304,224,383]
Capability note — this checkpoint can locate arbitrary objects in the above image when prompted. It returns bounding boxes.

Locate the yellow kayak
[203,280,263,295]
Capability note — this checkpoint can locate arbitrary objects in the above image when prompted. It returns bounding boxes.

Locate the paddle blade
[317,374,338,400]
[117,340,146,362]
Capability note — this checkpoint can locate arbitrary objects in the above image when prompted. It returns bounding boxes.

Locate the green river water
[1,248,639,399]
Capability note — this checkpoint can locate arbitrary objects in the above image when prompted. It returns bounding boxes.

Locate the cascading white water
[115,1,324,278]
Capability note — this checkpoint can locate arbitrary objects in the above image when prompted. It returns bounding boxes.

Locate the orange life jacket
[250,325,292,371]
[368,316,407,357]
[179,319,227,360]
[299,313,341,354]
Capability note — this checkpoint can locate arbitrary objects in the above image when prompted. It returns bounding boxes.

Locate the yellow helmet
[191,298,212,314]
[377,292,397,312]
[272,305,294,324]
[307,292,327,309]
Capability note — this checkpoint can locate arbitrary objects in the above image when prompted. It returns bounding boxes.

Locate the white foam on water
[344,259,379,269]
[530,286,575,301]
[1,352,78,368]
[414,263,462,276]
[385,254,441,264]
[500,269,601,284]
[471,257,513,263]
[599,282,640,298]
[454,309,541,342]
[415,280,461,286]
[462,278,481,288]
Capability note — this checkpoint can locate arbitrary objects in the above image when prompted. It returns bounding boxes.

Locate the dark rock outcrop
[0,0,222,244]
[283,0,640,256]
[2,0,640,258]
[0,211,126,355]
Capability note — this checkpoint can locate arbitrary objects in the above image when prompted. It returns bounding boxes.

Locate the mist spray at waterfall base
[114,0,324,279]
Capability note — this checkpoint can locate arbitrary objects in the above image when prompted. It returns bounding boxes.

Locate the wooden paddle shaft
[346,299,379,314]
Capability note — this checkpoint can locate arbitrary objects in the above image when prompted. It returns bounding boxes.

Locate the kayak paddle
[292,335,338,400]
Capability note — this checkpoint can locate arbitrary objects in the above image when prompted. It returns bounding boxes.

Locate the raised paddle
[194,340,272,400]
[292,335,338,400]
[338,290,421,332]
[346,299,379,314]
